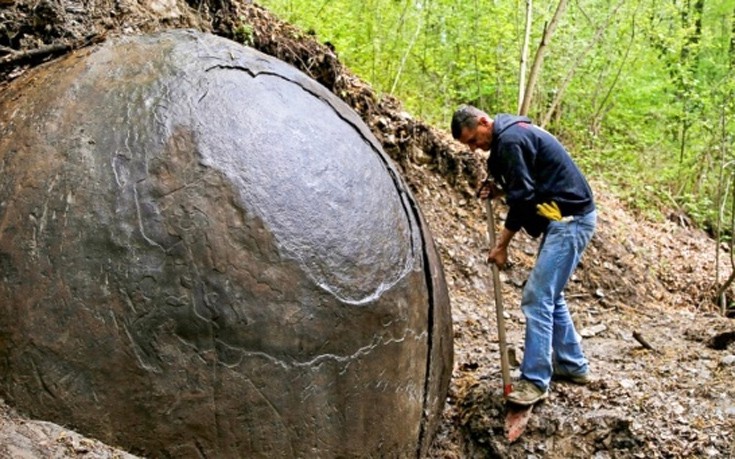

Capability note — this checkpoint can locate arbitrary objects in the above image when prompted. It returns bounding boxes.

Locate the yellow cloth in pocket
[536,201,563,221]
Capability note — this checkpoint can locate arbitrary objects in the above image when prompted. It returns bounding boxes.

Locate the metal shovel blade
[504,404,534,442]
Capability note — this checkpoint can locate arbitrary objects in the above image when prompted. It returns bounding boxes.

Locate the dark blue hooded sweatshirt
[488,114,595,237]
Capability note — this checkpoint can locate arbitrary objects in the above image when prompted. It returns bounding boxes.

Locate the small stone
[580,324,607,338]
[143,0,181,18]
[671,402,685,415]
[412,146,433,165]
[511,276,525,288]
[507,347,521,367]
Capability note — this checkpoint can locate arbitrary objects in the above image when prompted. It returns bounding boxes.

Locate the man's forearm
[496,227,516,249]
[487,226,516,267]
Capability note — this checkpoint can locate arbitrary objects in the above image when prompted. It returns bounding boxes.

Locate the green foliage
[257,0,735,233]
[257,0,526,123]
[233,18,254,46]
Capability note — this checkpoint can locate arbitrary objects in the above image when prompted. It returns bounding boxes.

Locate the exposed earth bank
[1,2,733,457]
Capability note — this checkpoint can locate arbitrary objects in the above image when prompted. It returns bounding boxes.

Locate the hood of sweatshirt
[492,114,532,141]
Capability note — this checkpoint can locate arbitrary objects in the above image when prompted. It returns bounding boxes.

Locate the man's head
[451,105,493,152]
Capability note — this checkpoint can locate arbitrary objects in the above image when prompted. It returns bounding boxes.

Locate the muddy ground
[1,1,734,457]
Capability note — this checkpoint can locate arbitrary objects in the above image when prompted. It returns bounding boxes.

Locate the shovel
[485,199,534,442]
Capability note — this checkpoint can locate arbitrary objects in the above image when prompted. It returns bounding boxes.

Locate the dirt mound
[1,2,733,457]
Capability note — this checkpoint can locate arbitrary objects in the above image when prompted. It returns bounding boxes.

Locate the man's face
[458,117,492,152]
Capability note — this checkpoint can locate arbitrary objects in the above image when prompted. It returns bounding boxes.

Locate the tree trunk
[716,166,735,303]
[517,0,533,114]
[681,0,704,62]
[730,7,735,69]
[715,104,728,314]
[677,0,704,165]
[519,0,568,116]
[678,115,692,166]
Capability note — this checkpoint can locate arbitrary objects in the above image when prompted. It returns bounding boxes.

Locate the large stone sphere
[0,30,452,457]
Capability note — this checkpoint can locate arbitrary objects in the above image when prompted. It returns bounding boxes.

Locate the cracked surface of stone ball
[0,30,452,457]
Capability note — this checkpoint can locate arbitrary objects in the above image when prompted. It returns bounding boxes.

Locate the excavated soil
[1,2,734,457]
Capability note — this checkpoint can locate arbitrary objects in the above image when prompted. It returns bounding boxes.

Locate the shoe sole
[553,374,590,385]
[506,391,548,406]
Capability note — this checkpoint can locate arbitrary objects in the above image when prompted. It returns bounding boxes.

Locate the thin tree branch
[519,0,568,116]
[517,0,533,114]
[541,0,624,127]
[390,7,422,95]
[633,331,657,352]
[592,12,637,130]
[0,34,104,70]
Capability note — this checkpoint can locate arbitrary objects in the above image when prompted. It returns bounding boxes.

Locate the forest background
[258,0,735,244]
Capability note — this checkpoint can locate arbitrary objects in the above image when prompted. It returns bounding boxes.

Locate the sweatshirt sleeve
[498,142,537,232]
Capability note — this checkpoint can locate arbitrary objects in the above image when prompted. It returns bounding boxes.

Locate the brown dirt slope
[1,2,734,457]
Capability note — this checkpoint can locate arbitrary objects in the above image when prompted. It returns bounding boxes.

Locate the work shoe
[506,380,548,406]
[553,367,591,385]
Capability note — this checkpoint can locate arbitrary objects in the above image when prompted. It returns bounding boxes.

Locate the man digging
[451,105,596,406]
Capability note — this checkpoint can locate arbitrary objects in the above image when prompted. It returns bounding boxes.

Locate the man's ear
[478,116,491,127]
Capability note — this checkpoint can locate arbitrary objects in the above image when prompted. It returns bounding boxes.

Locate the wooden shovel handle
[486,200,512,396]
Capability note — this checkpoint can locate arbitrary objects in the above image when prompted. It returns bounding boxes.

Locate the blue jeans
[520,210,596,391]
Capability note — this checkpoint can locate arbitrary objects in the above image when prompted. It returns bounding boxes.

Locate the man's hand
[487,244,508,268]
[476,179,504,200]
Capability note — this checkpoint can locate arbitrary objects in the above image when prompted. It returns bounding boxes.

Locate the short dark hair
[451,105,486,139]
